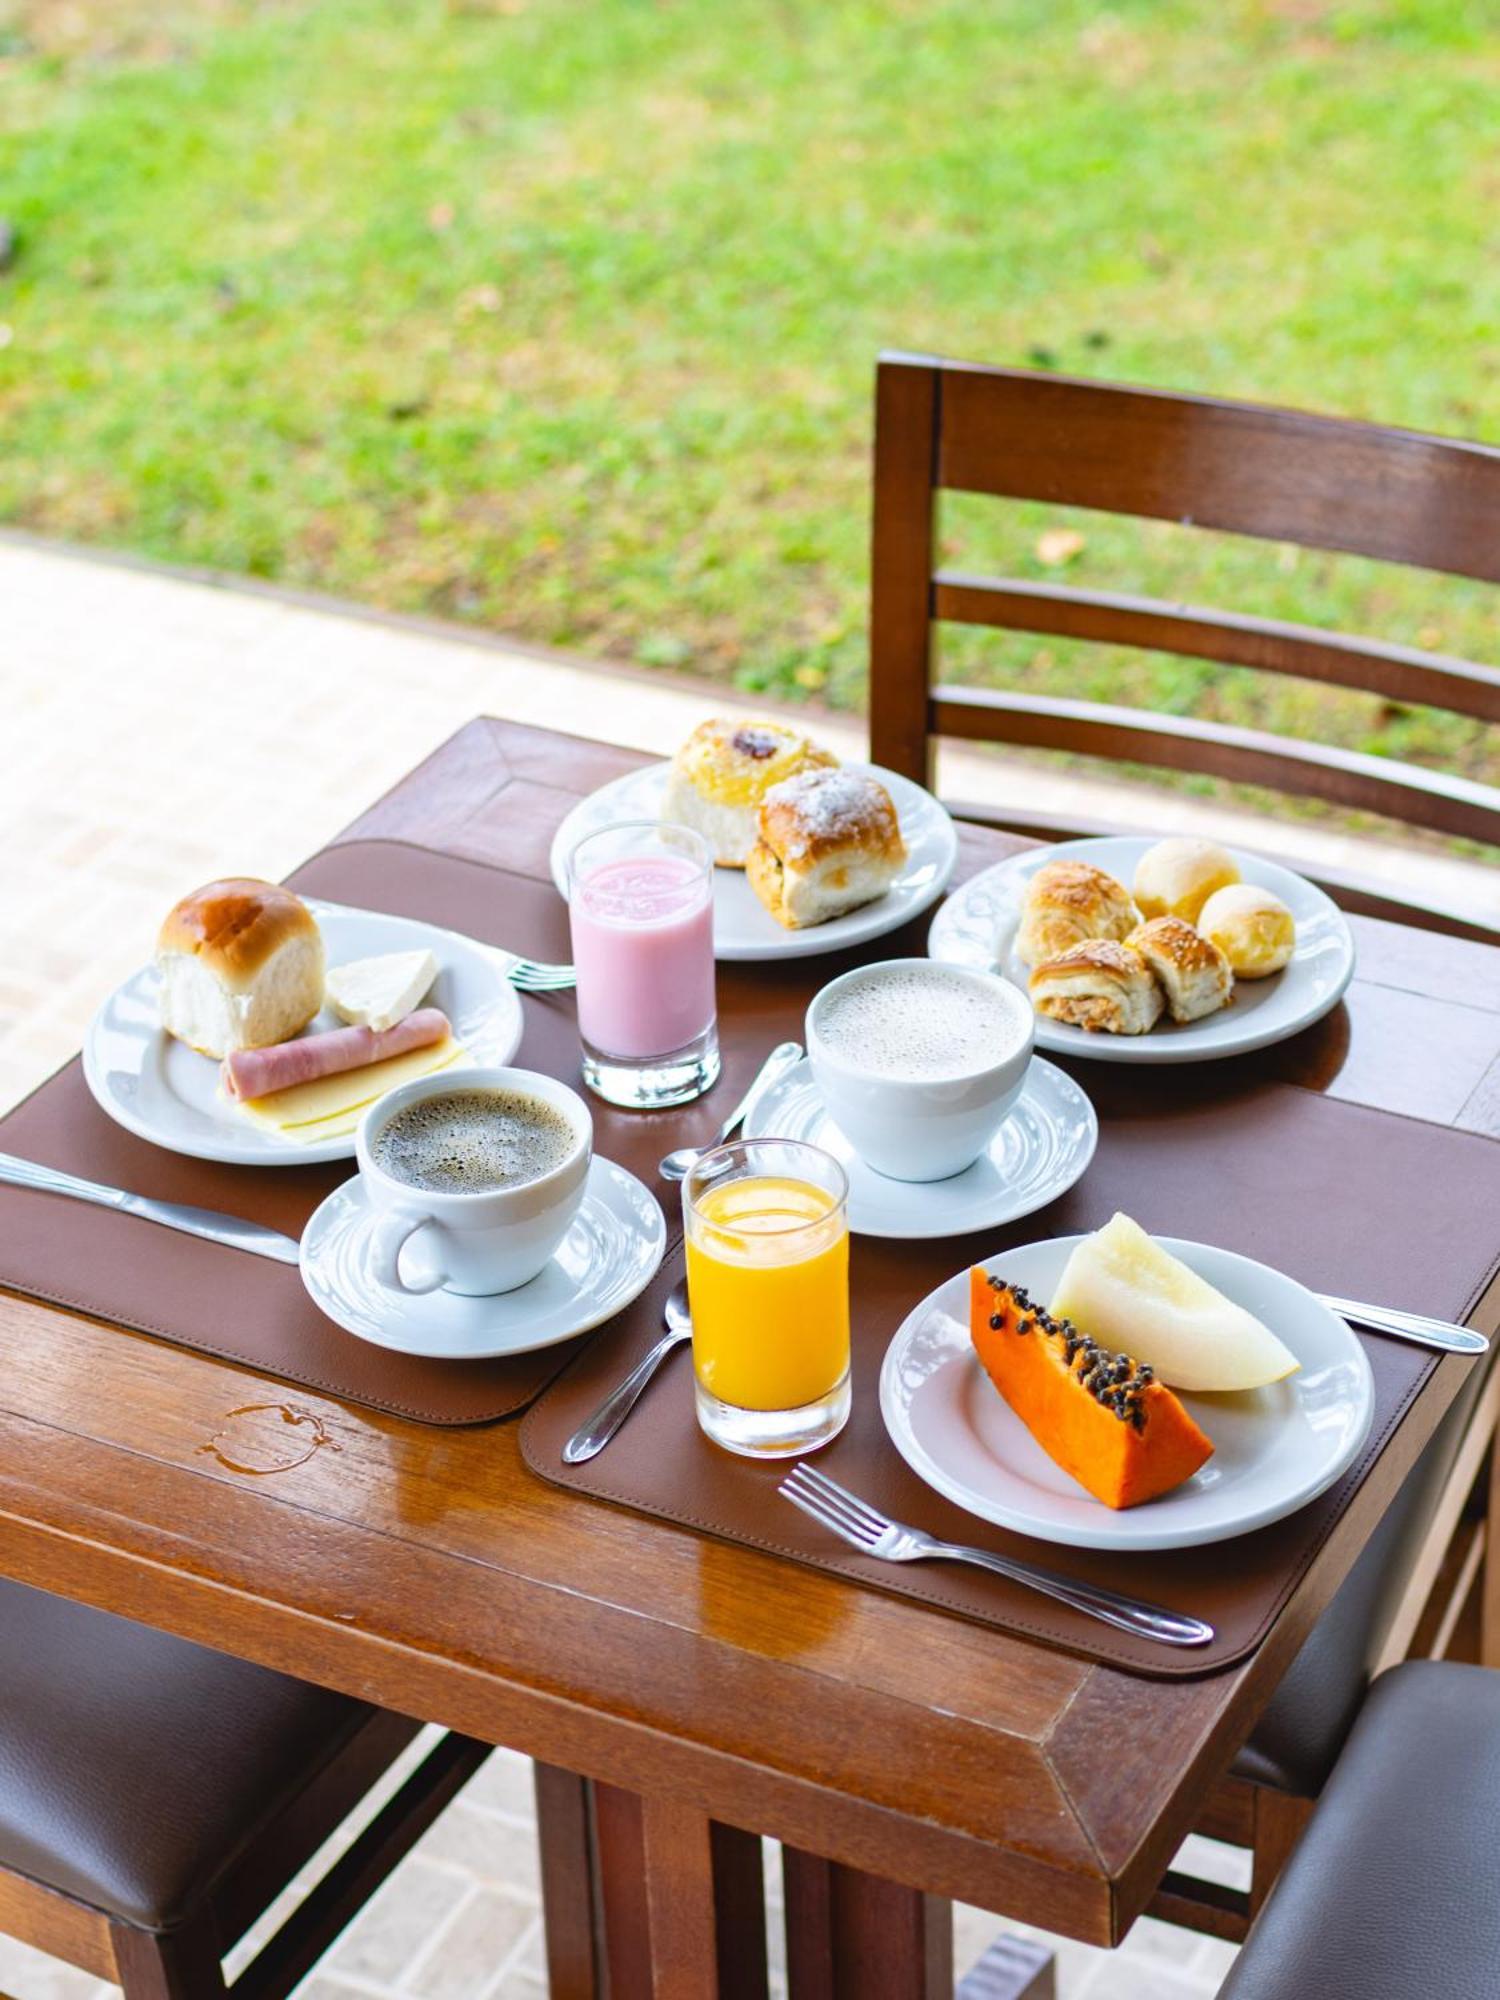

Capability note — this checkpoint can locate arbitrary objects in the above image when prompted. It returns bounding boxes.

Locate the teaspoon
[562,1280,692,1463]
[657,1040,804,1183]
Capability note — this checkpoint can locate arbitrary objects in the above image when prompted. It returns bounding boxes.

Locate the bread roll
[1198,884,1296,978]
[746,767,907,928]
[660,718,837,867]
[1127,916,1234,1023]
[1029,940,1165,1036]
[156,879,325,1057]
[1016,860,1139,968]
[1133,838,1240,924]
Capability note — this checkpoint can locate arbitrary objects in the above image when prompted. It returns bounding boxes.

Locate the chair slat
[921,357,1500,584]
[930,684,1500,845]
[933,573,1500,726]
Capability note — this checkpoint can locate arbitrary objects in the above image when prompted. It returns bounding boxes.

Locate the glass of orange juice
[683,1138,850,1458]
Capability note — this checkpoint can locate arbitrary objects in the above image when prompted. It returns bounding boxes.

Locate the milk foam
[816,967,1027,1080]
[373,1087,575,1194]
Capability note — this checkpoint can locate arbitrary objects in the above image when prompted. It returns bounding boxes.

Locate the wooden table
[2,718,1498,1998]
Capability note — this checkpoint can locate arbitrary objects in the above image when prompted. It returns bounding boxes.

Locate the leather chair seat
[0,1577,376,1931]
[1235,1351,1488,1795]
[1223,1660,1500,1999]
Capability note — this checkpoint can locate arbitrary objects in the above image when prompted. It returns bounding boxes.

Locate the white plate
[300,1155,666,1360]
[743,1057,1097,1240]
[549,760,959,961]
[927,837,1355,1064]
[880,1235,1373,1551]
[82,901,525,1166]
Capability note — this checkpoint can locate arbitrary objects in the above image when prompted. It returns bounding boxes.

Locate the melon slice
[1051,1213,1298,1392]
[970,1269,1213,1509]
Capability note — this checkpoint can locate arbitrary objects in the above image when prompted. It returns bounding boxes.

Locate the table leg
[535,1764,603,2000]
[782,1847,953,2000]
[535,1765,769,1999]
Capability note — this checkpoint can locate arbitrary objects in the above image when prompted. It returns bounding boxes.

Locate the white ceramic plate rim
[299,1154,666,1359]
[742,1056,1098,1240]
[82,900,525,1166]
[879,1234,1374,1551]
[548,759,959,960]
[927,837,1356,1064]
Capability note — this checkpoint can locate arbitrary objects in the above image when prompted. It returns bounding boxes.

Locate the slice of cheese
[324,949,439,1031]
[233,1035,466,1141]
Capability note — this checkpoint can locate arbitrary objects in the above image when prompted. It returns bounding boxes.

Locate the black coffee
[372,1087,576,1194]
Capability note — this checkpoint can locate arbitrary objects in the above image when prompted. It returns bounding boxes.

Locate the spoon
[562,1281,692,1464]
[657,1040,804,1183]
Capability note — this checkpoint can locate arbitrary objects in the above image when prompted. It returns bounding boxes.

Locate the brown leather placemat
[522,1083,1500,1676]
[0,842,605,1424]
[0,828,953,1423]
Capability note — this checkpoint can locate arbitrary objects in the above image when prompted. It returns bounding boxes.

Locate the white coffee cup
[357,1066,593,1296]
[805,959,1034,1183]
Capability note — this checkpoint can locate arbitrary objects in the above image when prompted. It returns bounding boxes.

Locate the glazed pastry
[1127,916,1234,1023]
[1197,884,1297,978]
[1029,939,1165,1036]
[746,766,907,928]
[660,717,837,866]
[1132,837,1240,925]
[1015,860,1140,968]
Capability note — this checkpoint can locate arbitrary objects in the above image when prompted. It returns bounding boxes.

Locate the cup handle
[369,1207,448,1295]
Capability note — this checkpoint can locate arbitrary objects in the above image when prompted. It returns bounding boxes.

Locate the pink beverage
[566,821,720,1108]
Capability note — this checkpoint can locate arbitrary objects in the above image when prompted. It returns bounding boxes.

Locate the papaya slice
[970,1267,1213,1509]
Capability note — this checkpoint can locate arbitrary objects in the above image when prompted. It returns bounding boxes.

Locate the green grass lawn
[2,0,1498,807]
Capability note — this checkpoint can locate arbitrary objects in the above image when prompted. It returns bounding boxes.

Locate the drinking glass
[683,1138,851,1457]
[567,820,720,1109]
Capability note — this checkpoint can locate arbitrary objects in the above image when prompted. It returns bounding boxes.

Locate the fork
[503,955,577,993]
[779,1462,1214,1648]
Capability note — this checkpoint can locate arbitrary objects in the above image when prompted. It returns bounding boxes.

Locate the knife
[1318,1294,1488,1355]
[0,1152,302,1266]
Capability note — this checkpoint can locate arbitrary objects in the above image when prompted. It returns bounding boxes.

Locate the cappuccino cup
[806,959,1034,1182]
[357,1066,592,1296]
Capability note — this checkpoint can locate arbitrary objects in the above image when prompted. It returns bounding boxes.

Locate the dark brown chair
[868,352,1500,936]
[1220,1660,1500,1999]
[863,353,1500,1937]
[0,1577,491,1997]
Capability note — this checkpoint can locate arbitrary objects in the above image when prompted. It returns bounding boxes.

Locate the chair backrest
[868,353,1500,854]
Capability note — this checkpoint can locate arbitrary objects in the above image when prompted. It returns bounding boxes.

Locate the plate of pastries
[548,716,959,960]
[927,835,1355,1063]
[83,879,524,1163]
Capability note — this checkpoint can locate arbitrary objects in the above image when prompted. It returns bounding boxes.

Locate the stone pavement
[7,524,1459,1996]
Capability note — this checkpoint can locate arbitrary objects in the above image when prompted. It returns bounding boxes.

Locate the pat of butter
[236,1035,466,1141]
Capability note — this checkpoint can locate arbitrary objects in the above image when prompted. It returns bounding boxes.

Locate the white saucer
[742,1057,1097,1239]
[928,836,1356,1065]
[299,1156,666,1360]
[84,900,525,1166]
[880,1235,1374,1551]
[548,759,958,961]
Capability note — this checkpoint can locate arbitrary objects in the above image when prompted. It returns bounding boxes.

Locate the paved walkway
[3,525,1448,1996]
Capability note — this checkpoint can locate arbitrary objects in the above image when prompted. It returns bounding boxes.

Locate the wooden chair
[868,352,1500,937]
[863,353,1500,1938]
[0,1577,492,1998]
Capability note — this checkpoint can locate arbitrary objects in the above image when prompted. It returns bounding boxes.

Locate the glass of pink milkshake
[567,821,720,1108]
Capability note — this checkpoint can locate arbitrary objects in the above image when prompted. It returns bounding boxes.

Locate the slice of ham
[222,1007,451,1102]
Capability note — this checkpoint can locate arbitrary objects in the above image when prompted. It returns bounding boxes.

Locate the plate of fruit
[878,1214,1373,1551]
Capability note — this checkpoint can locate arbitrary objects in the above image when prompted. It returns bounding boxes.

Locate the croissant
[1016,861,1140,968]
[1029,939,1165,1036]
[1127,917,1234,1023]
